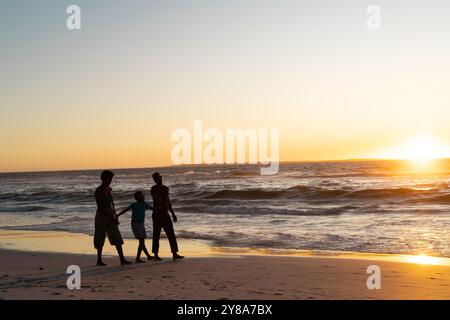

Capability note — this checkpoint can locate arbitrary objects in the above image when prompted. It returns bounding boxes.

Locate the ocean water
[1,160,450,257]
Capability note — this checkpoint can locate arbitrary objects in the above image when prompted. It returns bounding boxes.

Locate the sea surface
[1,160,450,257]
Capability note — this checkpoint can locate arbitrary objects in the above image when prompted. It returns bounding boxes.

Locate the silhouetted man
[150,172,184,261]
[94,170,131,266]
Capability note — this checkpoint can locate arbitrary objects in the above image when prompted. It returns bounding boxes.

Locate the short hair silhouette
[134,191,144,201]
[152,172,161,180]
[100,170,114,181]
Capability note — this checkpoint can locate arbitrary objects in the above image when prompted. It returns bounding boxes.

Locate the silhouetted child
[117,191,153,263]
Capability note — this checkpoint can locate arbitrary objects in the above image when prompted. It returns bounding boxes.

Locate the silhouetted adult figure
[94,170,131,266]
[150,172,184,261]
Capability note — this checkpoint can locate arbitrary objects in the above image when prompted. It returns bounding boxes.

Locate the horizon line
[2,157,450,175]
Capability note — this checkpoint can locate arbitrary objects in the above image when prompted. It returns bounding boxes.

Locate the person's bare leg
[135,240,145,263]
[116,245,131,265]
[97,247,107,266]
[141,241,153,260]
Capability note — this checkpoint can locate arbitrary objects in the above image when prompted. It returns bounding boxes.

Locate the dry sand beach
[1,230,450,300]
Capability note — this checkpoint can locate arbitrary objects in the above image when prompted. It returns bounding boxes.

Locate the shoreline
[1,229,450,266]
[1,229,450,299]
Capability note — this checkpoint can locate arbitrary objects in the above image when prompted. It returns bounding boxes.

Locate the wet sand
[1,230,450,300]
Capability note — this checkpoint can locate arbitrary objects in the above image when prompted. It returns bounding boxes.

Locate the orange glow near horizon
[2,131,450,173]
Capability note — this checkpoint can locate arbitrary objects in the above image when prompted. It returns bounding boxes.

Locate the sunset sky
[1,0,450,172]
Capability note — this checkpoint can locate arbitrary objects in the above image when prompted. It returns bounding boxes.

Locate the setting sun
[398,133,448,162]
[373,133,450,163]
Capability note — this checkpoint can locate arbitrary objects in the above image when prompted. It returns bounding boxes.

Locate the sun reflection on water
[407,254,445,265]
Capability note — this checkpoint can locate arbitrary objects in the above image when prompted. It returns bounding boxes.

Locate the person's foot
[96,261,107,266]
[121,259,132,266]
[135,258,146,263]
[173,253,185,260]
[147,255,154,261]
[153,254,162,261]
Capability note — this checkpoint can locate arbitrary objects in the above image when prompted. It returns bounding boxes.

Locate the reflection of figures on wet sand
[94,170,183,266]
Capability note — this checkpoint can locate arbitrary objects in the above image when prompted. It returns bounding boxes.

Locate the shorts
[94,212,124,249]
[131,222,147,239]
